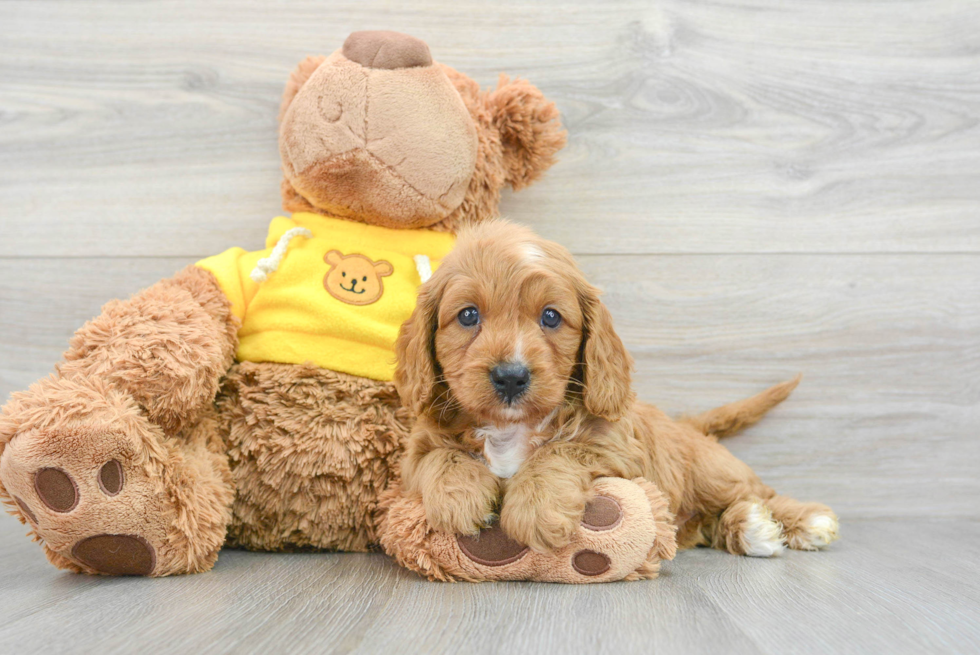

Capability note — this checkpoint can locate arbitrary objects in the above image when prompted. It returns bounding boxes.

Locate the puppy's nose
[342,30,433,70]
[490,363,531,404]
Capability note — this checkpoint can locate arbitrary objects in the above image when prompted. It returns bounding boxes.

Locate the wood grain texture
[0,513,977,654]
[1,1,979,653]
[2,1,980,256]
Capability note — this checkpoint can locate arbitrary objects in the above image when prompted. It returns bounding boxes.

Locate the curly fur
[378,475,677,583]
[59,265,239,436]
[0,33,571,577]
[488,74,567,190]
[219,362,410,552]
[395,220,840,557]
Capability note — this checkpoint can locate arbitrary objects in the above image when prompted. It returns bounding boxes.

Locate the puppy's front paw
[422,472,499,537]
[499,480,586,552]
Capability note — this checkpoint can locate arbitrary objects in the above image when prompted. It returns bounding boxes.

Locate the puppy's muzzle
[490,362,530,404]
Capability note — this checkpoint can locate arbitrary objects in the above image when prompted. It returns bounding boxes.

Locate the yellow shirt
[196,212,455,381]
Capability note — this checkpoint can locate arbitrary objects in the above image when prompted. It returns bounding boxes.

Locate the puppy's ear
[487,75,567,190]
[279,55,326,121]
[395,278,444,416]
[579,289,634,421]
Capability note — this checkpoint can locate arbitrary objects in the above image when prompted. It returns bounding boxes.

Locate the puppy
[395,220,839,556]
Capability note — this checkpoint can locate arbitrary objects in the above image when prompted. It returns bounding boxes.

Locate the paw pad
[34,468,78,513]
[581,495,622,531]
[98,460,124,496]
[457,522,528,566]
[71,534,156,576]
[572,549,611,576]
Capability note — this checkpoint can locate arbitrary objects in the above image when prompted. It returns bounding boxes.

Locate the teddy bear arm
[58,265,239,435]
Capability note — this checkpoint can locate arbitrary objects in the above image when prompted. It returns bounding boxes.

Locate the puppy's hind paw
[787,512,840,550]
[742,505,786,557]
[767,497,840,551]
[723,501,786,558]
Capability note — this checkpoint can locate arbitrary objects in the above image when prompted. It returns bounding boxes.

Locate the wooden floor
[1,1,978,653]
[1,513,978,654]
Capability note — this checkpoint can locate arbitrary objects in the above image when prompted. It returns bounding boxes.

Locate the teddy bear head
[278,31,567,232]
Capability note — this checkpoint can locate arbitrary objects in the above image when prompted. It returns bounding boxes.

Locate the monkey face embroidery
[323,250,394,305]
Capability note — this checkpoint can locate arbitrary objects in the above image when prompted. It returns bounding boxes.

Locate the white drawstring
[251,230,432,285]
[250,227,313,283]
[413,254,432,283]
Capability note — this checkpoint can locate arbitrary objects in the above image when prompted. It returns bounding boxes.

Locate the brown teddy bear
[0,31,676,582]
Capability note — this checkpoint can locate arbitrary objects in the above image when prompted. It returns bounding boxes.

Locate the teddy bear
[0,30,676,582]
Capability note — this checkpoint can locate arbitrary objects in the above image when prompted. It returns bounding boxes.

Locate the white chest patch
[476,424,531,479]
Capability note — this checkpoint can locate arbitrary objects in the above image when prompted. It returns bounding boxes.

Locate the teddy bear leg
[0,375,234,576]
[57,265,239,436]
[378,477,676,583]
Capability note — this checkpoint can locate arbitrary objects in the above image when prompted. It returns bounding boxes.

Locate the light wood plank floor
[1,513,978,654]
[1,1,978,653]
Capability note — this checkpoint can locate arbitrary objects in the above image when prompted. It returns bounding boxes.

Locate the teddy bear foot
[379,477,677,583]
[3,427,164,575]
[453,478,676,583]
[0,376,233,576]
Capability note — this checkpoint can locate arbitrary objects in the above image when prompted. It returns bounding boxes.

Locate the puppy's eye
[458,307,480,327]
[541,308,562,329]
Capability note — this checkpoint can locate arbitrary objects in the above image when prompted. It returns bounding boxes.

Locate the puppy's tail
[681,375,801,439]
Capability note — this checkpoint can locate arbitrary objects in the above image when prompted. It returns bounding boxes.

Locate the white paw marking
[801,513,840,549]
[742,504,786,557]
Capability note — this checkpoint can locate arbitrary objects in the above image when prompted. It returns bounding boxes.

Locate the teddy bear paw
[1,425,169,575]
[0,372,235,579]
[449,477,675,583]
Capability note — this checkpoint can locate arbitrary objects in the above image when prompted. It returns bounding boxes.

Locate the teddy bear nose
[342,30,433,70]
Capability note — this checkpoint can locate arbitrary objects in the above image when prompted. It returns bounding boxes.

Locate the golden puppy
[395,220,839,556]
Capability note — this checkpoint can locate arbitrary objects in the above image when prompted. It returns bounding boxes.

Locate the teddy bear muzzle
[278,33,478,229]
[342,30,433,70]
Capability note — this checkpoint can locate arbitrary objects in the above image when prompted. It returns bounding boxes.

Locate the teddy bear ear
[487,74,568,190]
[279,55,327,122]
[324,250,343,265]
